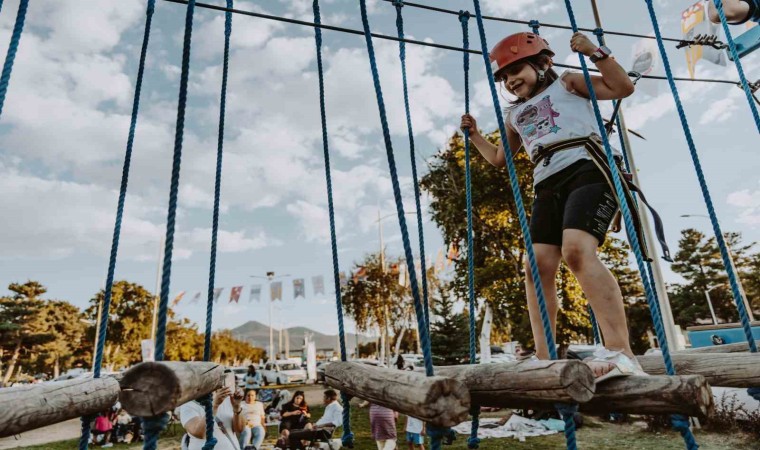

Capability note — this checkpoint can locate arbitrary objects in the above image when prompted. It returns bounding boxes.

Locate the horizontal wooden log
[119,361,224,417]
[638,353,760,388]
[435,360,595,408]
[679,341,760,354]
[582,375,713,420]
[0,377,120,438]
[324,362,470,427]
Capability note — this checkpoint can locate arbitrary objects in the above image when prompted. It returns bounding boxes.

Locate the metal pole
[724,238,755,321]
[268,272,274,361]
[91,296,103,370]
[705,289,719,325]
[150,236,165,347]
[590,0,681,350]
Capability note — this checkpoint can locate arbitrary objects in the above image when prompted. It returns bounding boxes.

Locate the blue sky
[1,0,758,337]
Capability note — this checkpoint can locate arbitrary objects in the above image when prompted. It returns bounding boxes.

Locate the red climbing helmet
[490,32,555,80]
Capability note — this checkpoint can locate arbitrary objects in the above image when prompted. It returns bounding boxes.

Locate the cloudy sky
[1,0,758,338]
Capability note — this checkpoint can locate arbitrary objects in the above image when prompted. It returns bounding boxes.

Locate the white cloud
[482,0,559,19]
[727,184,760,226]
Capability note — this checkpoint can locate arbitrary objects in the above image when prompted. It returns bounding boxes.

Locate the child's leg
[708,0,751,23]
[562,229,633,360]
[524,243,562,359]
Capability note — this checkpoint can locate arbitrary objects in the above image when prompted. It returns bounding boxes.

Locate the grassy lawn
[15,404,759,450]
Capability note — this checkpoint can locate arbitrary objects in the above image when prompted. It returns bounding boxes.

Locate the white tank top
[507,72,621,186]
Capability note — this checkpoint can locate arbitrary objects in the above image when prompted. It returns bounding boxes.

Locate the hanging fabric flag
[447,242,460,264]
[189,291,201,304]
[339,272,348,288]
[271,281,283,301]
[398,262,407,287]
[312,276,325,296]
[171,291,186,307]
[229,286,243,303]
[249,284,262,302]
[630,37,660,97]
[681,1,727,79]
[293,278,306,299]
[389,262,400,275]
[213,287,224,303]
[434,248,445,274]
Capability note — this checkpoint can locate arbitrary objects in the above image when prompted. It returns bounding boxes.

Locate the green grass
[16,406,760,450]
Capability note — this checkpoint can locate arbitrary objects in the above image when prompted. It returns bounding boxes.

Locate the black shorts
[530,160,618,247]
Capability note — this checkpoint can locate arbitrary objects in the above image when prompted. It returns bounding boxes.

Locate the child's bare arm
[461,114,521,168]
[708,0,750,23]
[565,33,634,100]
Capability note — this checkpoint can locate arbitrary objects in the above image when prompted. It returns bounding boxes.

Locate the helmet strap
[527,62,547,98]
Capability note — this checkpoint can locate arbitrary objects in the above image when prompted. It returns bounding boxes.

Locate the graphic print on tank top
[514,95,561,147]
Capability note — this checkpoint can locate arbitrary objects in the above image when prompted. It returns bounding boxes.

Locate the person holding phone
[179,372,245,450]
[278,390,311,433]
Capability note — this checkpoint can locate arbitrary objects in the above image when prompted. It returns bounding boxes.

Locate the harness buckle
[536,144,552,166]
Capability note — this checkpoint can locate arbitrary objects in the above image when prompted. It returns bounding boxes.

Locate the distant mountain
[230,320,374,355]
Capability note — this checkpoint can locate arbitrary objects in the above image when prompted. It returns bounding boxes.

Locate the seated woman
[238,390,266,450]
[278,390,312,433]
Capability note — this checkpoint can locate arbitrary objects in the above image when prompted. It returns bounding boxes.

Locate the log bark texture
[637,353,760,387]
[435,360,595,408]
[119,361,224,417]
[582,375,713,420]
[679,341,760,354]
[0,377,120,438]
[324,362,470,427]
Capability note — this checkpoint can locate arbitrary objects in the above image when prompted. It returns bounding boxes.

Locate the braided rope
[146,1,196,448]
[471,2,576,448]
[312,1,354,445]
[0,1,4,16]
[644,0,757,355]
[393,0,432,333]
[358,1,442,448]
[142,413,170,450]
[564,2,698,448]
[710,0,760,132]
[79,2,157,448]
[0,0,28,120]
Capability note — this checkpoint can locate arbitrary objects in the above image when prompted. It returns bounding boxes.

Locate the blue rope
[312,1,354,446]
[199,2,233,449]
[0,1,4,16]
[393,0,432,333]
[710,0,760,133]
[529,19,541,35]
[564,2,698,448]
[142,413,170,450]
[79,2,156,449]
[644,0,757,355]
[458,10,480,449]
[470,2,575,449]
[147,0,196,448]
[358,1,442,448]
[0,0,28,121]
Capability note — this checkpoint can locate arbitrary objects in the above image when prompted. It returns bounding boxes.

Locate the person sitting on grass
[287,389,344,450]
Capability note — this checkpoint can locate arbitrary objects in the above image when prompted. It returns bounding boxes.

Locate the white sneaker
[587,348,647,383]
[102,444,114,448]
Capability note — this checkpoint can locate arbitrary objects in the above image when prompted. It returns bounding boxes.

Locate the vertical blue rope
[644,0,757,355]
[0,0,28,121]
[564,2,698,448]
[470,2,575,449]
[392,0,432,333]
[711,0,760,133]
[79,2,156,449]
[313,1,354,446]
[200,2,233,449]
[459,10,480,450]
[0,1,4,16]
[145,1,196,449]
[357,2,442,448]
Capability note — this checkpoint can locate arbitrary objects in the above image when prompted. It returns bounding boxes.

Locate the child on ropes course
[708,0,760,24]
[460,31,656,381]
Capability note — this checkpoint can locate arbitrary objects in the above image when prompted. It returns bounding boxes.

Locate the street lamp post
[251,272,290,361]
[680,214,755,321]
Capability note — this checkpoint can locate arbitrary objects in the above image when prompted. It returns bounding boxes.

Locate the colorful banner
[189,291,201,304]
[434,248,445,274]
[293,278,306,299]
[249,284,262,302]
[171,291,186,307]
[681,0,726,79]
[213,287,224,303]
[271,281,283,301]
[229,286,243,303]
[312,276,324,296]
[447,242,460,262]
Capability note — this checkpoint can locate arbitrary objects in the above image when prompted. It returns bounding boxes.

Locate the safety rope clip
[676,33,727,50]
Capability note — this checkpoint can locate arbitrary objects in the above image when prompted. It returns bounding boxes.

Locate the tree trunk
[637,352,760,387]
[2,341,22,386]
[53,354,60,379]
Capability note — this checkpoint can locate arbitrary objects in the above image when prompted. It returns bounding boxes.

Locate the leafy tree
[430,289,470,365]
[0,281,56,385]
[32,300,87,378]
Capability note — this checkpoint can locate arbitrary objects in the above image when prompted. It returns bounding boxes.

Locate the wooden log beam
[0,377,120,438]
[324,362,470,427]
[434,360,595,408]
[678,341,760,354]
[637,353,760,387]
[582,375,713,420]
[119,361,224,417]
